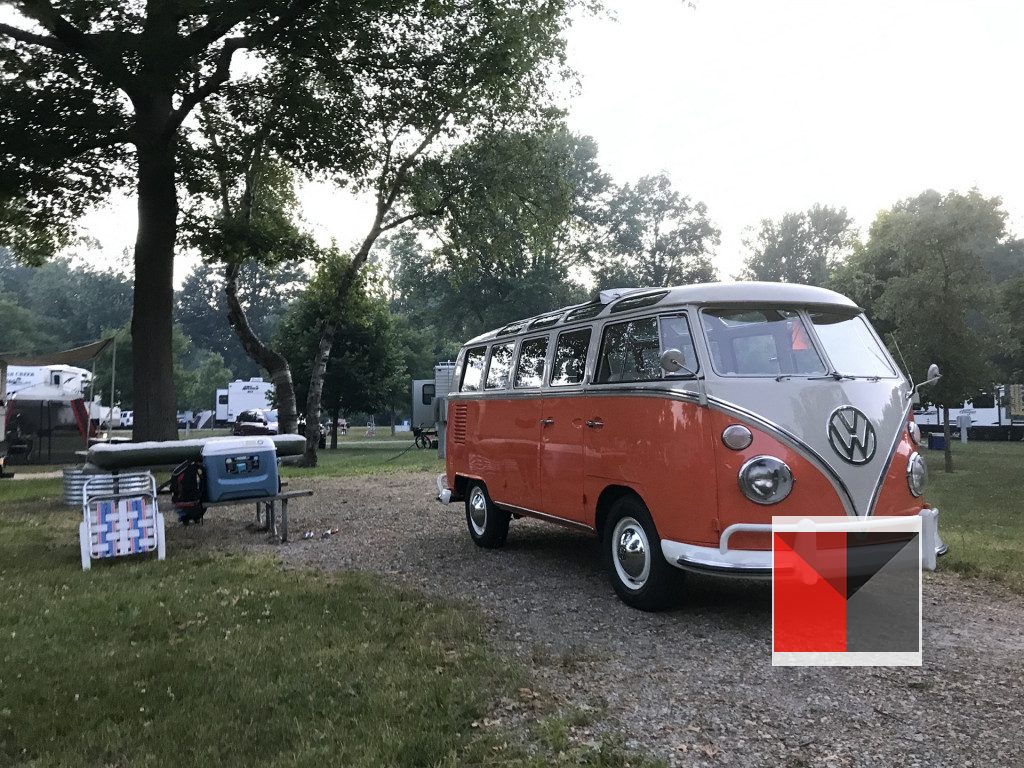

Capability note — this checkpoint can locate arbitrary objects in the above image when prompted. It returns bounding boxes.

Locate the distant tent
[0,337,115,367]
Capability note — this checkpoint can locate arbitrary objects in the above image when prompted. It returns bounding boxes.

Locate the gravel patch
[173,471,1024,767]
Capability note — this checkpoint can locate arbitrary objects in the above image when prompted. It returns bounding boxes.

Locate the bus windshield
[701,308,827,377]
[807,311,896,378]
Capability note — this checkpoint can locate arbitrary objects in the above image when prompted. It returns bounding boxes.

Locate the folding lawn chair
[78,472,166,571]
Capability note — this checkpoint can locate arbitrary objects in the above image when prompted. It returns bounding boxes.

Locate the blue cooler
[202,437,279,502]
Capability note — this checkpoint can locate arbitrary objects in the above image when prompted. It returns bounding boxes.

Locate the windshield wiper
[808,372,855,381]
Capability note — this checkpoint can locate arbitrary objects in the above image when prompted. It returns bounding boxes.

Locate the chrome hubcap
[468,488,487,535]
[612,516,650,589]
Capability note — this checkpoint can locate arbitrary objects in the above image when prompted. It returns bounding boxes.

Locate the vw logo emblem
[827,406,877,465]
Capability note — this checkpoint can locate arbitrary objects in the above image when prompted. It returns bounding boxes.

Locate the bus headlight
[907,421,921,445]
[907,451,927,497]
[738,456,794,505]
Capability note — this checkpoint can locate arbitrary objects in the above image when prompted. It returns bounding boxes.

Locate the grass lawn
[0,468,653,767]
[923,439,1024,591]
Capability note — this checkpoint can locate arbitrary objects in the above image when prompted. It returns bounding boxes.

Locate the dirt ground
[172,471,1024,768]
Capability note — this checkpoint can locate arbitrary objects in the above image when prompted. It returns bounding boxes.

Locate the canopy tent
[0,337,115,367]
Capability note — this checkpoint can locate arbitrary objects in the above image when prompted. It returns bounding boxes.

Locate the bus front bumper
[661,508,948,578]
[436,474,458,504]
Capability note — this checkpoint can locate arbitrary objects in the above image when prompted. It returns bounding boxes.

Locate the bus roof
[464,282,860,346]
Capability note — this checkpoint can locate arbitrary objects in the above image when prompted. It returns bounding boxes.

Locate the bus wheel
[465,482,510,549]
[603,496,682,611]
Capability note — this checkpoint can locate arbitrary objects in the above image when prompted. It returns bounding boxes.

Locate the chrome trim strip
[706,396,858,516]
[866,398,915,516]
[661,539,772,577]
[494,501,594,532]
[719,523,773,554]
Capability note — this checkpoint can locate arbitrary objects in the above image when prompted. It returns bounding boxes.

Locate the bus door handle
[586,419,604,429]
[540,418,555,427]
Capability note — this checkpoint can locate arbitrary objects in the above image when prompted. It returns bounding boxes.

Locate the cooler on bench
[202,437,279,502]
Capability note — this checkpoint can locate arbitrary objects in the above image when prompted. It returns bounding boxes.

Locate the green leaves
[740,205,855,287]
[591,173,719,290]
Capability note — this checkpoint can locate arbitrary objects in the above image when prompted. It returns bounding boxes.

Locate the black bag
[171,459,207,524]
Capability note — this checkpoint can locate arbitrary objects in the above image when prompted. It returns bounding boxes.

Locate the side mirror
[660,348,693,375]
[908,362,941,400]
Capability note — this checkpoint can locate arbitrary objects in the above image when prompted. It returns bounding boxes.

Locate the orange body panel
[447,394,922,551]
[872,418,927,518]
[706,409,845,550]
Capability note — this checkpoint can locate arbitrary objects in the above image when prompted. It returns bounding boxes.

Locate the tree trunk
[131,137,179,441]
[302,320,336,466]
[942,405,953,473]
[390,408,395,436]
[224,263,299,434]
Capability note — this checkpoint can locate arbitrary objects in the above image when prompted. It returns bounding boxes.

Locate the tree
[0,291,61,353]
[176,259,305,379]
[590,174,719,289]
[854,189,1005,471]
[296,0,577,465]
[276,255,406,444]
[0,0,410,440]
[178,352,233,413]
[740,205,856,286]
[390,126,606,341]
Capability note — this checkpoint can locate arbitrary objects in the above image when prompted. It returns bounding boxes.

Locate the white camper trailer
[215,388,229,424]
[221,378,273,424]
[4,364,94,431]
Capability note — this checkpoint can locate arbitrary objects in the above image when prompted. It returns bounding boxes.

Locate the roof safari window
[609,291,669,314]
[497,319,529,336]
[485,343,515,390]
[460,346,487,392]
[529,313,563,330]
[564,303,605,322]
[514,337,548,388]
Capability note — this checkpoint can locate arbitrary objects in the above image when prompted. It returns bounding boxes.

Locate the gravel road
[175,471,1024,767]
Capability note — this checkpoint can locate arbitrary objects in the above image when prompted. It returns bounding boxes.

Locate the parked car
[232,409,277,436]
[120,410,134,429]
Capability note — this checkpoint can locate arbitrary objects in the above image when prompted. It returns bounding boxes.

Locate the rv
[216,378,274,424]
[3,364,98,436]
[437,283,947,611]
[914,386,1010,429]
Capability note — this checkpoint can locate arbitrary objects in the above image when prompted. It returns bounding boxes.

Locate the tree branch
[166,36,250,134]
[16,1,135,90]
[0,21,67,51]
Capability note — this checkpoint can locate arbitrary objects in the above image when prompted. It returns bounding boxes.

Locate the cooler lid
[201,436,277,456]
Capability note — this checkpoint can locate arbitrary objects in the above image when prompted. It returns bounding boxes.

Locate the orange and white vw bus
[437,283,947,610]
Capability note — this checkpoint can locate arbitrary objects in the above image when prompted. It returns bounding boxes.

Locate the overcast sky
[75,0,1024,284]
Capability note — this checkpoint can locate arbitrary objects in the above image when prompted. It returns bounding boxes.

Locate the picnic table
[204,489,314,543]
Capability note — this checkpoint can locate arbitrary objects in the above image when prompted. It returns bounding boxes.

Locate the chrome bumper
[436,474,453,504]
[661,508,948,577]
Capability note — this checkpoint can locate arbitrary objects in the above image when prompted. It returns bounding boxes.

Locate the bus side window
[551,329,591,386]
[659,315,698,374]
[485,343,515,389]
[514,337,548,388]
[595,317,660,383]
[460,347,487,392]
